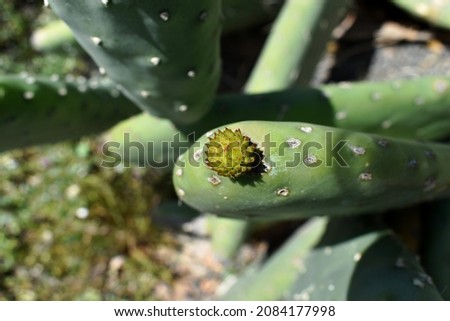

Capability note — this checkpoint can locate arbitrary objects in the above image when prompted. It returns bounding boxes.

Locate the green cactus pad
[208,215,249,261]
[34,1,282,52]
[103,113,185,170]
[284,217,443,300]
[103,76,450,169]
[422,200,450,300]
[186,76,450,140]
[31,20,74,52]
[392,0,450,30]
[245,0,350,92]
[173,121,450,220]
[222,0,283,34]
[220,217,327,300]
[0,74,138,152]
[48,0,222,125]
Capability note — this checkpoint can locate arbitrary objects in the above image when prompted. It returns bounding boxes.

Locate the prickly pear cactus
[173,121,450,219]
[185,76,450,140]
[221,218,328,300]
[422,200,450,300]
[5,0,450,302]
[284,217,443,301]
[391,0,450,29]
[0,74,138,152]
[222,0,283,34]
[245,0,350,91]
[47,0,222,125]
[104,112,185,169]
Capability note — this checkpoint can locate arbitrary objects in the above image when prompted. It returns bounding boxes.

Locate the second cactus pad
[173,121,450,219]
[48,0,222,125]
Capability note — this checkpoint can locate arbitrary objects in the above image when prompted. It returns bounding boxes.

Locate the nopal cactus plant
[4,0,450,300]
[173,120,450,219]
[47,0,222,125]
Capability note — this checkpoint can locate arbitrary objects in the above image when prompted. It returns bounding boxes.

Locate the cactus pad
[48,0,222,125]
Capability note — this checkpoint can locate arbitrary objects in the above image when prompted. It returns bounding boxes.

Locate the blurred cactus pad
[2,0,450,301]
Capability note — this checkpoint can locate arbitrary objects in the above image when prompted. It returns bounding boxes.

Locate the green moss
[0,140,175,300]
[0,0,88,75]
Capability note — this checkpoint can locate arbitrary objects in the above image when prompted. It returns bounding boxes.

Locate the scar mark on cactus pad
[407,159,419,169]
[276,188,290,197]
[300,126,313,133]
[359,172,373,181]
[177,104,188,112]
[425,150,436,160]
[335,111,347,120]
[90,36,102,46]
[199,11,208,21]
[140,90,150,98]
[382,120,392,129]
[412,278,425,289]
[351,146,366,156]
[286,138,301,148]
[24,91,35,100]
[424,176,436,192]
[58,87,68,96]
[377,139,389,148]
[303,155,318,166]
[159,11,170,21]
[193,149,203,162]
[177,189,185,198]
[208,175,221,186]
[150,57,161,66]
[419,273,434,286]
